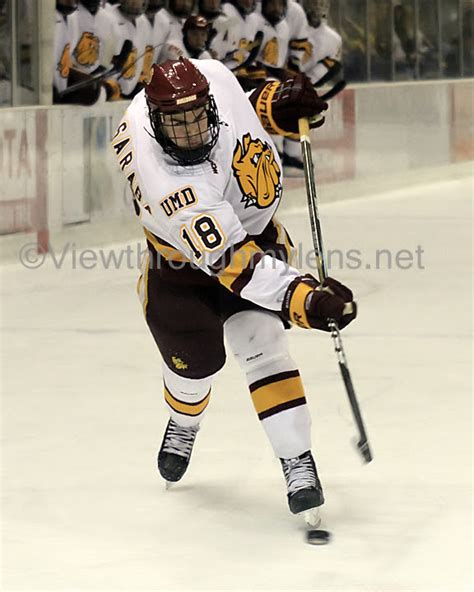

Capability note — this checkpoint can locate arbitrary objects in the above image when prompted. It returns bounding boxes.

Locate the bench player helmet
[146,0,165,17]
[302,0,329,28]
[229,0,255,17]
[79,0,101,13]
[183,15,211,54]
[198,0,221,19]
[261,0,287,26]
[56,0,78,16]
[167,0,195,18]
[119,0,146,17]
[145,58,220,165]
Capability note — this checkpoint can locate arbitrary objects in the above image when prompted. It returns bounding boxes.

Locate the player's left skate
[158,419,199,484]
[280,450,324,527]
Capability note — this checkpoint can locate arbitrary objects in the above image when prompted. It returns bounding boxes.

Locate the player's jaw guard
[146,59,220,166]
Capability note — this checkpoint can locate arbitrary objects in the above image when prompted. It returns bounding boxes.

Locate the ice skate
[280,450,324,526]
[158,419,199,484]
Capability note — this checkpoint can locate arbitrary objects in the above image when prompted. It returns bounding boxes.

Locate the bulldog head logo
[74,32,100,67]
[232,133,282,209]
[58,44,72,79]
[122,48,138,79]
[262,37,279,67]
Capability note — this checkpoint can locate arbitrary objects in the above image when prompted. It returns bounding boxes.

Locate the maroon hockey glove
[283,274,357,331]
[251,73,328,140]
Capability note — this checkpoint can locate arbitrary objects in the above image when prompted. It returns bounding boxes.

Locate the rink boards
[0,78,472,256]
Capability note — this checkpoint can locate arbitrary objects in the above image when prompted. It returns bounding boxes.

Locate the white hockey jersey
[106,5,148,96]
[53,10,79,93]
[207,12,232,60]
[302,21,342,85]
[112,60,300,312]
[71,3,118,74]
[220,3,260,70]
[286,0,312,70]
[251,11,290,70]
[154,9,185,64]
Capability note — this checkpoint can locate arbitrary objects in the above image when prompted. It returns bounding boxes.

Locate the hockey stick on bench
[298,116,373,464]
[59,40,133,98]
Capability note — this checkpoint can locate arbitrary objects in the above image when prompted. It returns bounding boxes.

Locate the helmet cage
[148,95,220,166]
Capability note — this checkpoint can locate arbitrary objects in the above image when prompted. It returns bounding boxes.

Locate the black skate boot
[157,419,199,483]
[280,451,324,522]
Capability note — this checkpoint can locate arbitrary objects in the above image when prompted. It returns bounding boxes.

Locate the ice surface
[1,177,472,591]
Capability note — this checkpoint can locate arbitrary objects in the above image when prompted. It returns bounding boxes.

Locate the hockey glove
[283,274,357,331]
[251,73,328,140]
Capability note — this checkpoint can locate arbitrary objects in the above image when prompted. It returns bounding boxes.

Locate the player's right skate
[280,450,324,526]
[158,419,199,484]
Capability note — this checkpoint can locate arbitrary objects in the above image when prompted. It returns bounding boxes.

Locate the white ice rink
[1,177,472,591]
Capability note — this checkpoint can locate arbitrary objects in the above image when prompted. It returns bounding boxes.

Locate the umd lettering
[160,186,198,218]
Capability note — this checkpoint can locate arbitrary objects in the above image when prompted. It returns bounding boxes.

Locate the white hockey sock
[161,363,214,428]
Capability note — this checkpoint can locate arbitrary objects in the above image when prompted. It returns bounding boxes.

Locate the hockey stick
[298,117,373,464]
[223,31,264,71]
[58,39,133,98]
[319,79,347,101]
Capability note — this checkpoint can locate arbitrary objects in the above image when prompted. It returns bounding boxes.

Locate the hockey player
[154,0,196,63]
[111,57,357,524]
[163,15,213,61]
[281,0,312,174]
[145,0,165,24]
[286,0,311,73]
[301,0,342,86]
[253,0,290,80]
[54,0,79,100]
[220,0,263,89]
[107,0,149,98]
[283,0,343,173]
[70,0,123,100]
[197,0,229,60]
[140,0,167,82]
[55,0,111,104]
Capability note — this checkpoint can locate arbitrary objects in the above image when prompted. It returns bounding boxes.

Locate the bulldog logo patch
[232,133,282,209]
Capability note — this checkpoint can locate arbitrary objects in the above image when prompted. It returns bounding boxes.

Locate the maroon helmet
[145,58,220,165]
[183,15,211,55]
[183,14,210,34]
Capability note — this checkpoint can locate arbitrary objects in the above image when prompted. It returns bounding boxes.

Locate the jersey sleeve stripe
[215,240,264,295]
[208,237,250,274]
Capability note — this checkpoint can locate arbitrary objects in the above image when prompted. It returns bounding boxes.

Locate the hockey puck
[306,529,331,545]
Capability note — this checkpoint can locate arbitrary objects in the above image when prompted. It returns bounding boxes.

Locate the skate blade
[165,481,174,490]
[298,507,321,528]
